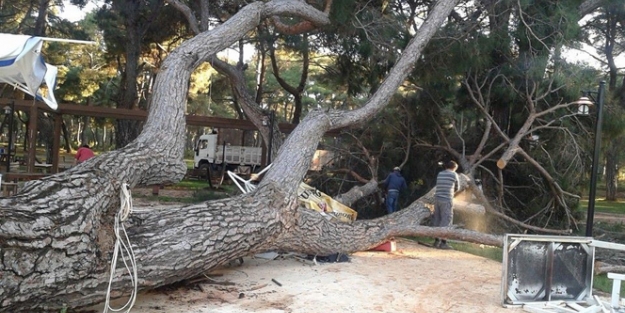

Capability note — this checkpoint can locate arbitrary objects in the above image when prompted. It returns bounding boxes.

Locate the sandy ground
[594,212,625,224]
[96,238,523,313]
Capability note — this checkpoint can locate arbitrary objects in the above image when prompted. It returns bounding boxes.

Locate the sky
[566,44,625,69]
[59,0,98,22]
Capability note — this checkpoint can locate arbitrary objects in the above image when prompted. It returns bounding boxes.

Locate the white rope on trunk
[103,183,138,313]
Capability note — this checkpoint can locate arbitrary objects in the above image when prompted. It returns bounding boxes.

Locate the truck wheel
[199,163,211,179]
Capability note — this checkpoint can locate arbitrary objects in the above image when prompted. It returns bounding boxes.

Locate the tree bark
[0,0,466,311]
[605,143,618,201]
[579,0,605,17]
[33,0,49,36]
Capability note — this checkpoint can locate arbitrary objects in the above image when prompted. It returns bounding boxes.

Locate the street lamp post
[576,81,606,237]
[3,103,14,173]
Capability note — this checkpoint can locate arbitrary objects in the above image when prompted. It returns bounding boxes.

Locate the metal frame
[501,234,595,307]
[228,164,272,194]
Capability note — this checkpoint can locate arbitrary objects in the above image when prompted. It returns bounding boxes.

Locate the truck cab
[194,134,219,165]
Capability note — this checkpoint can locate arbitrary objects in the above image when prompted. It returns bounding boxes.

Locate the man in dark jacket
[383,167,408,214]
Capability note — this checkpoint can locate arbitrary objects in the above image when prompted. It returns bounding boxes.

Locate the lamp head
[575,96,594,106]
[3,105,10,115]
[575,96,594,116]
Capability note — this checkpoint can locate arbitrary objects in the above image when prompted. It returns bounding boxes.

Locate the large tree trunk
[0,0,468,311]
[0,175,500,312]
[113,0,156,148]
[33,0,49,36]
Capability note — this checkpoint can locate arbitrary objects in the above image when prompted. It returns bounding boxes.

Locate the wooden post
[51,113,62,173]
[27,104,38,173]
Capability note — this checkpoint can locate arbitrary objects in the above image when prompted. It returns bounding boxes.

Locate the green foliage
[405,237,503,262]
[192,188,236,202]
[602,104,625,140]
[132,194,194,203]
[131,180,237,203]
[330,0,358,27]
[317,0,408,97]
[94,0,186,57]
[173,179,211,190]
[453,241,504,262]
[514,0,582,55]
[594,273,625,295]
[580,199,625,215]
[0,0,33,33]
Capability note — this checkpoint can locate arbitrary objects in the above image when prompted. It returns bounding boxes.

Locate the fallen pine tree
[0,0,589,311]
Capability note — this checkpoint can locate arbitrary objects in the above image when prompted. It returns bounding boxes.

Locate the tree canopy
[0,0,624,311]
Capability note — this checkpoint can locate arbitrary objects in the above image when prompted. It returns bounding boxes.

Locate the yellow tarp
[297,182,357,223]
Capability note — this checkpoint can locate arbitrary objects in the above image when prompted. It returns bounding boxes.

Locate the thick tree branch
[579,0,605,17]
[271,0,332,35]
[334,177,380,207]
[165,0,201,34]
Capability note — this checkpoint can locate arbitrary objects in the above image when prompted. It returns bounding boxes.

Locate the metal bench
[608,272,625,310]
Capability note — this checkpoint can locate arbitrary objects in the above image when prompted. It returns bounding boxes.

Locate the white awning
[0,34,60,110]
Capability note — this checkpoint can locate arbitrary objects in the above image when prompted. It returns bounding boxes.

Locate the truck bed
[215,146,263,166]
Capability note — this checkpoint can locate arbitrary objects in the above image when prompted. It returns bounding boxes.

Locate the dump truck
[193,133,263,177]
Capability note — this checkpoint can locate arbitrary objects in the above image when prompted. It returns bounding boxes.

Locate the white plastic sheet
[0,34,58,110]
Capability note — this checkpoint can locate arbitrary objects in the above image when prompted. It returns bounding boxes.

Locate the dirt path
[594,212,625,224]
[96,239,523,313]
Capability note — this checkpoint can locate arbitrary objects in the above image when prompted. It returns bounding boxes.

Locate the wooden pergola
[0,98,304,175]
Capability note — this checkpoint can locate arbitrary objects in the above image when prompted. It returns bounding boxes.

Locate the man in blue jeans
[383,167,407,214]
